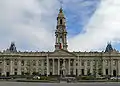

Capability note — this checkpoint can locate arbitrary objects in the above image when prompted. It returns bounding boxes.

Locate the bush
[40,76,48,80]
[79,76,95,80]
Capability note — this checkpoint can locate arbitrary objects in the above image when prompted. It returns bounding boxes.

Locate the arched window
[60,19,62,24]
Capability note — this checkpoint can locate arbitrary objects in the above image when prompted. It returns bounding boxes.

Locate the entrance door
[113,70,116,76]
[6,72,10,77]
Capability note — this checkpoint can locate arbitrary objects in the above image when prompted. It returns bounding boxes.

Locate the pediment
[49,49,76,57]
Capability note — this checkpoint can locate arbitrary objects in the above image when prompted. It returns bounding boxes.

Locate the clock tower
[55,8,68,51]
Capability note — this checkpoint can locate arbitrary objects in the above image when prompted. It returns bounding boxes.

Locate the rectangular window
[0,62,2,65]
[27,60,30,66]
[33,60,36,66]
[87,60,90,66]
[6,59,10,65]
[106,60,108,66]
[113,60,116,66]
[38,60,41,66]
[14,61,17,65]
[21,60,24,66]
[14,68,17,71]
[81,60,84,66]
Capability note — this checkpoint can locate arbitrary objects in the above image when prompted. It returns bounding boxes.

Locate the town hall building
[0,8,120,77]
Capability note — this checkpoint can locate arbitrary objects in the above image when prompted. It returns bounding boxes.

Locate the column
[108,59,111,75]
[118,60,120,76]
[96,60,98,77]
[47,56,49,76]
[53,58,55,75]
[41,59,44,75]
[68,59,70,75]
[2,59,6,76]
[102,60,106,75]
[36,60,39,73]
[10,59,14,75]
[73,59,76,75]
[84,60,87,75]
[90,60,93,75]
[63,59,65,75]
[24,60,27,73]
[18,59,21,75]
[110,59,113,76]
[78,59,81,75]
[77,56,79,76]
[58,59,60,75]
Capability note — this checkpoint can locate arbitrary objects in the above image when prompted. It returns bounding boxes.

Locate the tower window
[60,19,62,24]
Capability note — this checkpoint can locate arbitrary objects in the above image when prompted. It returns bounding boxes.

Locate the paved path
[0,82,120,86]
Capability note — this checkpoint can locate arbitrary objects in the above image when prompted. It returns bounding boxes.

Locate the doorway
[113,70,116,76]
[6,72,10,77]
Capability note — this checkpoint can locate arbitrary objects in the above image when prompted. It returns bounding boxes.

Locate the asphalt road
[0,82,120,86]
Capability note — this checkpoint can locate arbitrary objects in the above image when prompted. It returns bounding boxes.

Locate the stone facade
[0,8,120,77]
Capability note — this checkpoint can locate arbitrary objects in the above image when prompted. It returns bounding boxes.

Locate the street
[0,82,120,86]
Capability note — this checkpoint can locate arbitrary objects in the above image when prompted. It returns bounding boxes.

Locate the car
[33,76,40,80]
[110,77,120,80]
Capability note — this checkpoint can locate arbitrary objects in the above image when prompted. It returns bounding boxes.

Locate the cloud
[68,0,120,51]
[62,0,100,38]
[0,0,60,51]
[1,0,120,52]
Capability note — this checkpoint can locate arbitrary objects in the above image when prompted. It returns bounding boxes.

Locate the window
[38,60,41,66]
[113,60,116,66]
[81,60,84,66]
[87,60,90,66]
[6,59,10,65]
[44,60,47,66]
[93,60,95,66]
[33,60,36,66]
[21,60,24,66]
[0,62,2,65]
[76,63,78,66]
[105,60,108,66]
[70,60,73,66]
[14,60,17,65]
[14,68,17,71]
[60,19,62,24]
[27,60,30,66]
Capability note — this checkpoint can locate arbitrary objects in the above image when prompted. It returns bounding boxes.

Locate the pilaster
[47,56,49,76]
[10,59,14,75]
[90,60,93,75]
[53,58,55,75]
[18,58,21,75]
[102,60,106,75]
[58,59,60,75]
[84,60,87,75]
[68,59,70,75]
[2,59,6,76]
[73,59,76,75]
